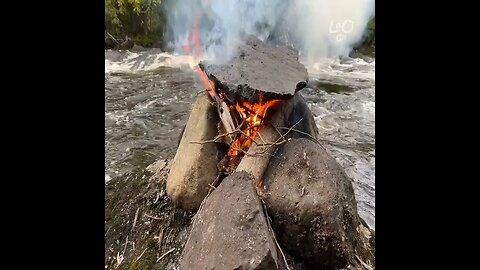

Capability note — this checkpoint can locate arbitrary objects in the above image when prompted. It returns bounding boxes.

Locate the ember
[226,93,281,166]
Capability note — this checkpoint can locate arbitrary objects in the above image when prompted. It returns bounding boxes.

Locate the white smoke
[165,0,374,62]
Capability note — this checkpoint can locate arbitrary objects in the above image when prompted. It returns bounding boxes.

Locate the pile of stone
[165,38,375,270]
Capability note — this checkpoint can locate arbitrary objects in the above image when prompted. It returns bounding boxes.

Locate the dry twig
[106,32,118,43]
[193,118,304,157]
[256,131,266,145]
[115,236,130,269]
[145,214,162,220]
[190,126,242,145]
[157,248,176,262]
[114,252,124,269]
[153,227,165,249]
[132,208,140,231]
[242,117,305,156]
[260,199,291,270]
[122,236,129,256]
[189,122,264,145]
[276,127,326,150]
[135,248,148,262]
[355,254,374,270]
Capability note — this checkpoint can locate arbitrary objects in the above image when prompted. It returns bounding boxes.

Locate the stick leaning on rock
[235,95,296,180]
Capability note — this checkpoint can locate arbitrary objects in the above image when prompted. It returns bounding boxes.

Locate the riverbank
[105,161,192,270]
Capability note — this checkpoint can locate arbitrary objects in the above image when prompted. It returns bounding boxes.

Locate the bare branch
[276,127,326,150]
[190,121,266,145]
[246,117,304,154]
[190,128,241,145]
[238,129,260,146]
[223,117,304,158]
[256,131,266,145]
[106,32,118,43]
[355,254,374,270]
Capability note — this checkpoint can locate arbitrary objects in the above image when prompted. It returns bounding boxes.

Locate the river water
[105,49,375,229]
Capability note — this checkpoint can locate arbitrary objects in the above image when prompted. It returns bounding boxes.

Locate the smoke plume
[164,0,375,63]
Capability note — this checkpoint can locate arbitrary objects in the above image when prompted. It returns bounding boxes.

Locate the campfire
[166,34,374,270]
[193,64,283,174]
[182,34,309,181]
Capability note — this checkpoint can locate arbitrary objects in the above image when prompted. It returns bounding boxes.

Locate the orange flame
[258,178,264,189]
[227,94,281,165]
[193,66,281,168]
[182,16,204,59]
[193,66,215,98]
[193,64,281,168]
[184,17,215,98]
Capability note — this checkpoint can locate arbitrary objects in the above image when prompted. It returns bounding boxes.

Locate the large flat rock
[201,37,308,103]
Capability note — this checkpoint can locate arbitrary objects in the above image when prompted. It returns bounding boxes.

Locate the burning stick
[216,101,236,144]
[235,95,297,180]
[194,66,236,144]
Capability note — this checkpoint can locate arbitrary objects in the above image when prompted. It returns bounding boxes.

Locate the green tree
[366,16,375,46]
[105,0,165,47]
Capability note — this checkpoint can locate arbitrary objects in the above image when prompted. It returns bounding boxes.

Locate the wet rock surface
[285,93,319,139]
[130,44,146,52]
[180,171,285,270]
[114,40,134,50]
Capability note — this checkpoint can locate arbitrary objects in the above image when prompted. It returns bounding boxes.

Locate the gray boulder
[166,94,223,211]
[180,171,285,270]
[263,138,374,269]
